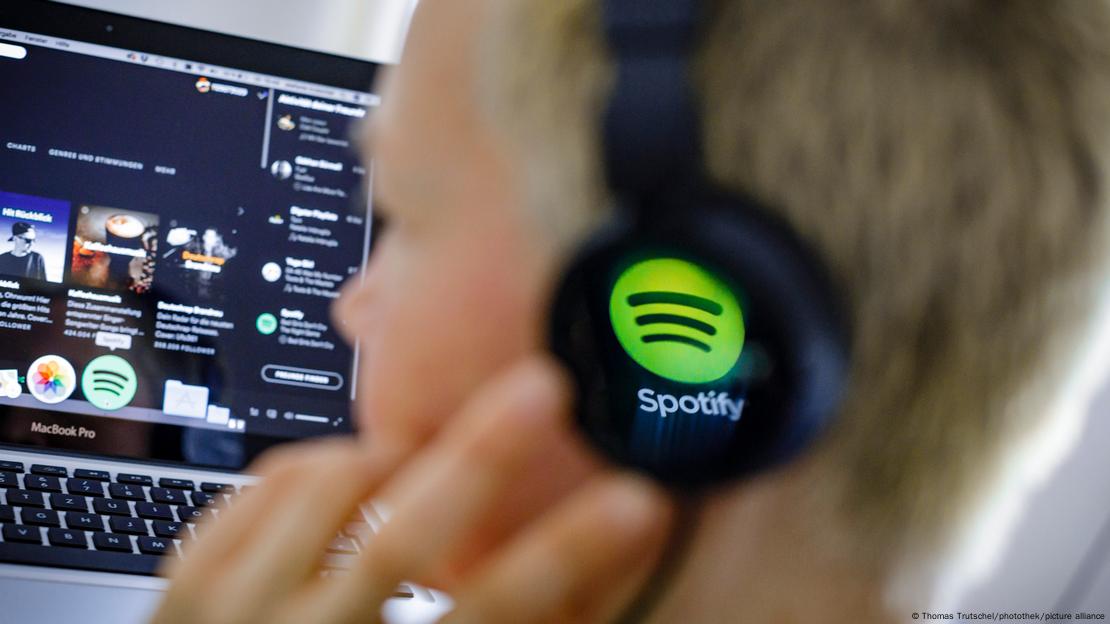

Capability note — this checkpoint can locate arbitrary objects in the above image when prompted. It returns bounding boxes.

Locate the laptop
[0,2,450,622]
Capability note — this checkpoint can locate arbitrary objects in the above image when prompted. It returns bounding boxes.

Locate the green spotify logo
[81,355,138,411]
[610,258,745,384]
[256,313,278,335]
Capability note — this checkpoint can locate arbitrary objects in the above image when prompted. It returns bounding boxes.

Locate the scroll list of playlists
[0,41,371,438]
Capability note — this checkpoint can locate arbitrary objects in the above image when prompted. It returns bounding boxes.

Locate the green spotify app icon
[256,313,278,335]
[609,258,745,384]
[81,354,138,411]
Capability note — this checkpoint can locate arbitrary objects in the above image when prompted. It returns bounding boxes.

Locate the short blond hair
[479,0,1110,597]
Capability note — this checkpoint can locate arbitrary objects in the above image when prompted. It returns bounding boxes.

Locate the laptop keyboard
[0,459,379,583]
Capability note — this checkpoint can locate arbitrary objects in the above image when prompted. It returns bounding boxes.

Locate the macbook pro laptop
[0,2,449,621]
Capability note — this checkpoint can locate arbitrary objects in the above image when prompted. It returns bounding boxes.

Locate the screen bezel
[2,1,378,91]
[0,0,380,472]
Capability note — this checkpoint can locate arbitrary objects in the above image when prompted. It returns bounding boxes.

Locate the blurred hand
[151,358,674,624]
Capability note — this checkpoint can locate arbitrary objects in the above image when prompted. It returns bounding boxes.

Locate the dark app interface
[0,30,373,454]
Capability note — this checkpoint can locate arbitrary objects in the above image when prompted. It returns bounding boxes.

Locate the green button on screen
[256,313,278,335]
[609,258,745,384]
[81,354,138,411]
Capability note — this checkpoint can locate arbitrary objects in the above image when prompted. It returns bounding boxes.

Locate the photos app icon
[609,258,745,385]
[27,355,77,404]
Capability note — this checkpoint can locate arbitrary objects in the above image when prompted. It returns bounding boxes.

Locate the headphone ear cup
[548,192,849,486]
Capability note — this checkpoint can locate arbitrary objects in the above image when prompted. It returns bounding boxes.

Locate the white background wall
[53,0,1110,613]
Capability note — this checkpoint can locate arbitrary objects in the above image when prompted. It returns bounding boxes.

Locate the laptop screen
[0,3,379,470]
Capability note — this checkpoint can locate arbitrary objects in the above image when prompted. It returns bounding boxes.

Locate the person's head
[8,222,35,255]
[333,0,554,452]
[334,0,1110,614]
[475,0,1110,610]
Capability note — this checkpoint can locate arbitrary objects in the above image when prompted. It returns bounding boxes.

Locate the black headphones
[548,1,851,486]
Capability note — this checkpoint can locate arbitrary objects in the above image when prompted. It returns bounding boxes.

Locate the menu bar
[0,26,379,106]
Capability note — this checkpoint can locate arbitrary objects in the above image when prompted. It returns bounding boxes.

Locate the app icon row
[1,354,137,410]
[2,358,249,432]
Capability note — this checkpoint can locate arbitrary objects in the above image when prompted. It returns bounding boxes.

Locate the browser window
[0,25,375,467]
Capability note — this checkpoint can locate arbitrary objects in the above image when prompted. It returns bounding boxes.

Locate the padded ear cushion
[548,188,849,485]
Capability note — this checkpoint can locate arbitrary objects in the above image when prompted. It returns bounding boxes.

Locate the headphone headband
[602,0,704,199]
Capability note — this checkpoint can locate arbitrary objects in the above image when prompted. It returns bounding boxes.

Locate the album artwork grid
[0,188,235,298]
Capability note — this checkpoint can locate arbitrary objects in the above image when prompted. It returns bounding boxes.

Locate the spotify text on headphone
[636,388,744,422]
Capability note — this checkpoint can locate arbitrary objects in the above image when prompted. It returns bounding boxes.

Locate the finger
[310,357,572,622]
[158,440,333,592]
[157,438,400,619]
[213,443,396,611]
[444,474,673,624]
[432,422,602,588]
[153,459,300,623]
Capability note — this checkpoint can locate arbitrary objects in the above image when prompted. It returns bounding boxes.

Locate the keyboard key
[150,487,186,505]
[393,584,416,599]
[108,483,145,501]
[93,498,131,516]
[65,512,105,532]
[116,473,153,486]
[93,533,133,552]
[152,521,182,538]
[200,482,232,493]
[159,478,194,491]
[21,508,60,527]
[137,536,173,556]
[326,537,358,555]
[0,505,13,523]
[0,461,25,473]
[191,491,216,507]
[0,472,17,488]
[343,522,373,548]
[50,493,89,512]
[0,541,162,574]
[2,524,41,544]
[67,479,105,498]
[5,489,45,508]
[48,527,89,549]
[24,475,61,493]
[73,469,110,482]
[136,502,174,521]
[176,506,204,523]
[30,464,67,477]
[108,516,148,536]
[321,568,404,589]
[321,555,358,573]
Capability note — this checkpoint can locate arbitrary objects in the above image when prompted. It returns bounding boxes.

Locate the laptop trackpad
[1,568,454,623]
[3,575,161,623]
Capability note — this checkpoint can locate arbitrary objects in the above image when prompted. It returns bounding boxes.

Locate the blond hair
[480,0,1110,602]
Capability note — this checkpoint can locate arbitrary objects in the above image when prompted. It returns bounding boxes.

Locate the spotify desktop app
[0,16,378,470]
